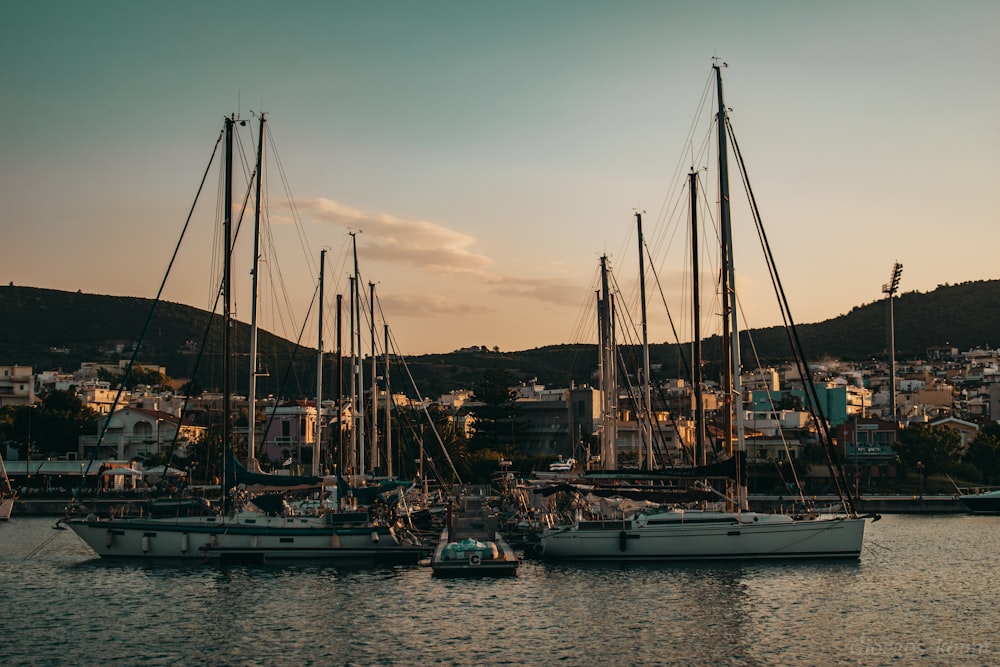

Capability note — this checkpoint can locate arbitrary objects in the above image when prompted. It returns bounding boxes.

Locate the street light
[916,460,925,498]
[882,262,903,420]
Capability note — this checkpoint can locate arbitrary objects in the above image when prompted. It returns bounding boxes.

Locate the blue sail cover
[224,448,323,490]
[333,472,413,505]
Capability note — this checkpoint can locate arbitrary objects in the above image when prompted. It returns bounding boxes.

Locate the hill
[2,280,999,398]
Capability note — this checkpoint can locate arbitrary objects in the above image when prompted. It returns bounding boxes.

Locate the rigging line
[642,233,691,381]
[737,298,808,503]
[260,213,301,342]
[646,178,689,279]
[255,133,307,344]
[611,341,668,469]
[258,278,321,456]
[265,125,318,281]
[385,326,463,489]
[69,129,224,506]
[161,276,229,473]
[727,122,837,493]
[650,70,716,240]
[569,262,603,344]
[727,122,855,515]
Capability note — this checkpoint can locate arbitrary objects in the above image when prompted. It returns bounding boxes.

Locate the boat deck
[430,496,519,577]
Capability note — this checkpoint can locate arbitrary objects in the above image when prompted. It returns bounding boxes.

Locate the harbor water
[1,514,995,666]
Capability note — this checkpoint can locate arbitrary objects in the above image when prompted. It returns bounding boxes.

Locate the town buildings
[2,344,999,484]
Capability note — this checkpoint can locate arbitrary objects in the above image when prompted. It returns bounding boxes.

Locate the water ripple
[1,515,997,666]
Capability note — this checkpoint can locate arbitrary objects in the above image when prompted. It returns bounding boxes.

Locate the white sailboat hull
[539,510,866,561]
[0,496,13,520]
[65,512,425,562]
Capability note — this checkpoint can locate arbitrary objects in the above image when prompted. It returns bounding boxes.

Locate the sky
[3,1,998,357]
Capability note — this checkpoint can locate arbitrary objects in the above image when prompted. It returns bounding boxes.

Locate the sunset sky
[3,1,998,357]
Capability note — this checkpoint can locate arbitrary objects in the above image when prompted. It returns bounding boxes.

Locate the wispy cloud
[296,198,492,273]
[295,197,582,309]
[379,292,493,316]
[482,274,581,306]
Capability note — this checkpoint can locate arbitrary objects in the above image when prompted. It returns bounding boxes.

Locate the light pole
[916,460,925,498]
[882,262,903,420]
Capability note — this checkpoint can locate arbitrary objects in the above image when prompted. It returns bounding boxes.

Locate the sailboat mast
[352,234,365,476]
[222,115,234,498]
[715,63,747,509]
[248,113,265,466]
[598,255,617,470]
[690,170,706,466]
[348,274,357,475]
[636,212,653,470]
[336,293,343,474]
[315,249,325,475]
[369,281,378,474]
[384,324,392,477]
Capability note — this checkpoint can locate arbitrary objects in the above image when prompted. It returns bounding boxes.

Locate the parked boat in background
[431,495,519,577]
[958,488,1000,514]
[0,448,15,520]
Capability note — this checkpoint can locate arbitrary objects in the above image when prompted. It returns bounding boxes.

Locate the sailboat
[63,115,426,563]
[539,65,871,561]
[0,446,15,520]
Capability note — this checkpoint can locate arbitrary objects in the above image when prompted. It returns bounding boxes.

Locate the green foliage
[97,364,171,390]
[894,424,964,476]
[965,433,1000,484]
[5,280,1000,400]
[468,368,520,455]
[0,391,100,458]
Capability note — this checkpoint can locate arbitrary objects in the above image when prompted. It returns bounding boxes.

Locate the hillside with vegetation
[2,280,999,398]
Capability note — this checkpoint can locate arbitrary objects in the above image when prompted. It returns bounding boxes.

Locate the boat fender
[141,535,150,554]
[181,532,189,554]
[619,530,628,552]
[105,529,114,549]
[208,534,218,548]
[371,531,380,544]
[470,553,481,565]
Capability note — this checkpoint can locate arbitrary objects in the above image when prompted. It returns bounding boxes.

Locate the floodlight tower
[882,262,903,420]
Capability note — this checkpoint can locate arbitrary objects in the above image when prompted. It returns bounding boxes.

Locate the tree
[467,368,517,455]
[11,391,100,458]
[965,432,1000,484]
[97,364,171,390]
[894,424,964,477]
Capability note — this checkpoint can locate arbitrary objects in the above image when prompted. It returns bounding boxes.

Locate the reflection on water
[1,515,997,666]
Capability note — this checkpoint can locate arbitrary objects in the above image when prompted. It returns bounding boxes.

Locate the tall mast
[348,273,357,475]
[598,255,617,470]
[222,115,234,501]
[351,233,365,476]
[369,281,378,474]
[690,170,706,466]
[336,293,343,473]
[248,113,266,467]
[314,248,325,475]
[715,63,747,509]
[594,289,602,472]
[384,324,392,477]
[636,211,653,470]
